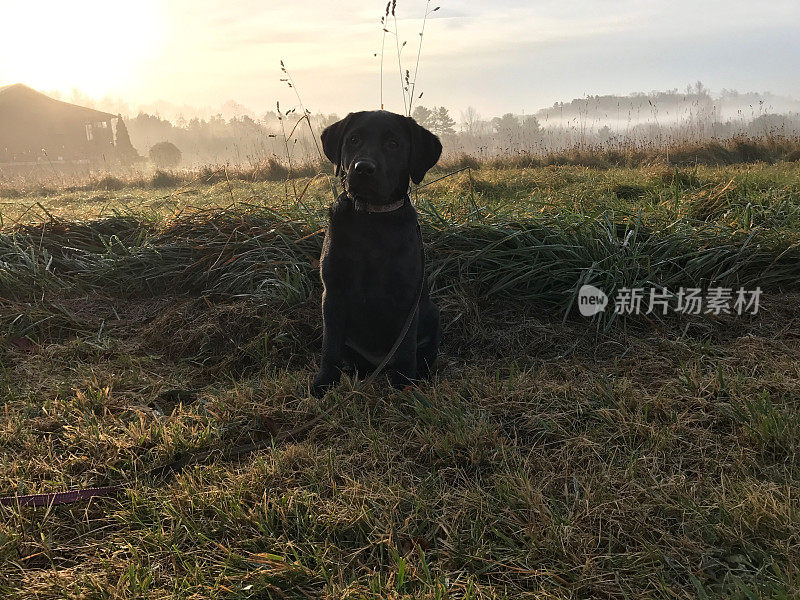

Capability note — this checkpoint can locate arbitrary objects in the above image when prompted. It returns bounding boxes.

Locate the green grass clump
[1,178,799,324]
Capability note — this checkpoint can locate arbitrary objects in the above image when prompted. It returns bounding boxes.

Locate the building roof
[0,83,116,121]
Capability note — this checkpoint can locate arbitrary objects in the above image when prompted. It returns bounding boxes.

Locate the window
[85,123,93,141]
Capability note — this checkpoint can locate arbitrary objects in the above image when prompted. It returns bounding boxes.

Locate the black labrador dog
[309,110,442,396]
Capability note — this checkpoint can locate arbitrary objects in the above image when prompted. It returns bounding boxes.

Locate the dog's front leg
[311,289,347,397]
[389,315,419,389]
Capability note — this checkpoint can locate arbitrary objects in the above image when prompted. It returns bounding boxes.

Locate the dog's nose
[353,160,376,176]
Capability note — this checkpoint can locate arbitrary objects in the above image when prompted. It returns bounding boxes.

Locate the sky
[1,0,798,118]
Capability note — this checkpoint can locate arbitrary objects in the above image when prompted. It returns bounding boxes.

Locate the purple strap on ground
[0,484,123,507]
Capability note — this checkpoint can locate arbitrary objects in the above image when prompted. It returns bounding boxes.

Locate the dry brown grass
[1,291,798,598]
[471,136,800,171]
[1,163,799,598]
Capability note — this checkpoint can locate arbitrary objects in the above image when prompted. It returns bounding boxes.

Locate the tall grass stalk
[279,60,339,199]
[275,101,298,202]
[408,1,439,114]
[379,3,391,110]
[391,1,409,115]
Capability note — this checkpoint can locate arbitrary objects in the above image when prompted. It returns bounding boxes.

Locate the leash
[362,221,426,388]
[344,190,427,388]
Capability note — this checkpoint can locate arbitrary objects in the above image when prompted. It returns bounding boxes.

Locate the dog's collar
[352,195,407,214]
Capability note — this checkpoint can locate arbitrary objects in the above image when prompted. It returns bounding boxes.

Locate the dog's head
[321,110,442,206]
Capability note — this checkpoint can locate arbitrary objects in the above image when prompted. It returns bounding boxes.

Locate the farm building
[0,83,139,168]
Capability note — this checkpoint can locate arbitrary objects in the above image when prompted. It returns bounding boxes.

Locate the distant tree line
[110,93,800,168]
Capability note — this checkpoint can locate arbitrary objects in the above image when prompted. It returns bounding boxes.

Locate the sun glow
[0,0,165,98]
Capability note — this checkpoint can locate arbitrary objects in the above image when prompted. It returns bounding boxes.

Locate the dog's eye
[386,139,399,149]
[348,134,360,145]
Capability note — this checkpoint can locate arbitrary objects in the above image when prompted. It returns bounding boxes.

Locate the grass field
[1,162,799,598]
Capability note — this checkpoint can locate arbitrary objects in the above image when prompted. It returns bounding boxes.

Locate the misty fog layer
[6,85,800,171]
[124,87,800,168]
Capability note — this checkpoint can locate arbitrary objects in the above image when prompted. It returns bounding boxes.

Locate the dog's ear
[406,117,442,185]
[321,113,356,176]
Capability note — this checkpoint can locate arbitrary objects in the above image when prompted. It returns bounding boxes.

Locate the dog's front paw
[389,370,417,390]
[309,381,330,398]
[310,369,340,398]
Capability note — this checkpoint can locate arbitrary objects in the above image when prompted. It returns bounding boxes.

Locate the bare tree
[460,106,481,136]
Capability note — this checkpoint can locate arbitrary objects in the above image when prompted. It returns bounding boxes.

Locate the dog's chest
[321,214,420,309]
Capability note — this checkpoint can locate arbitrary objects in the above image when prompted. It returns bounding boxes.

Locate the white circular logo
[578,284,608,317]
